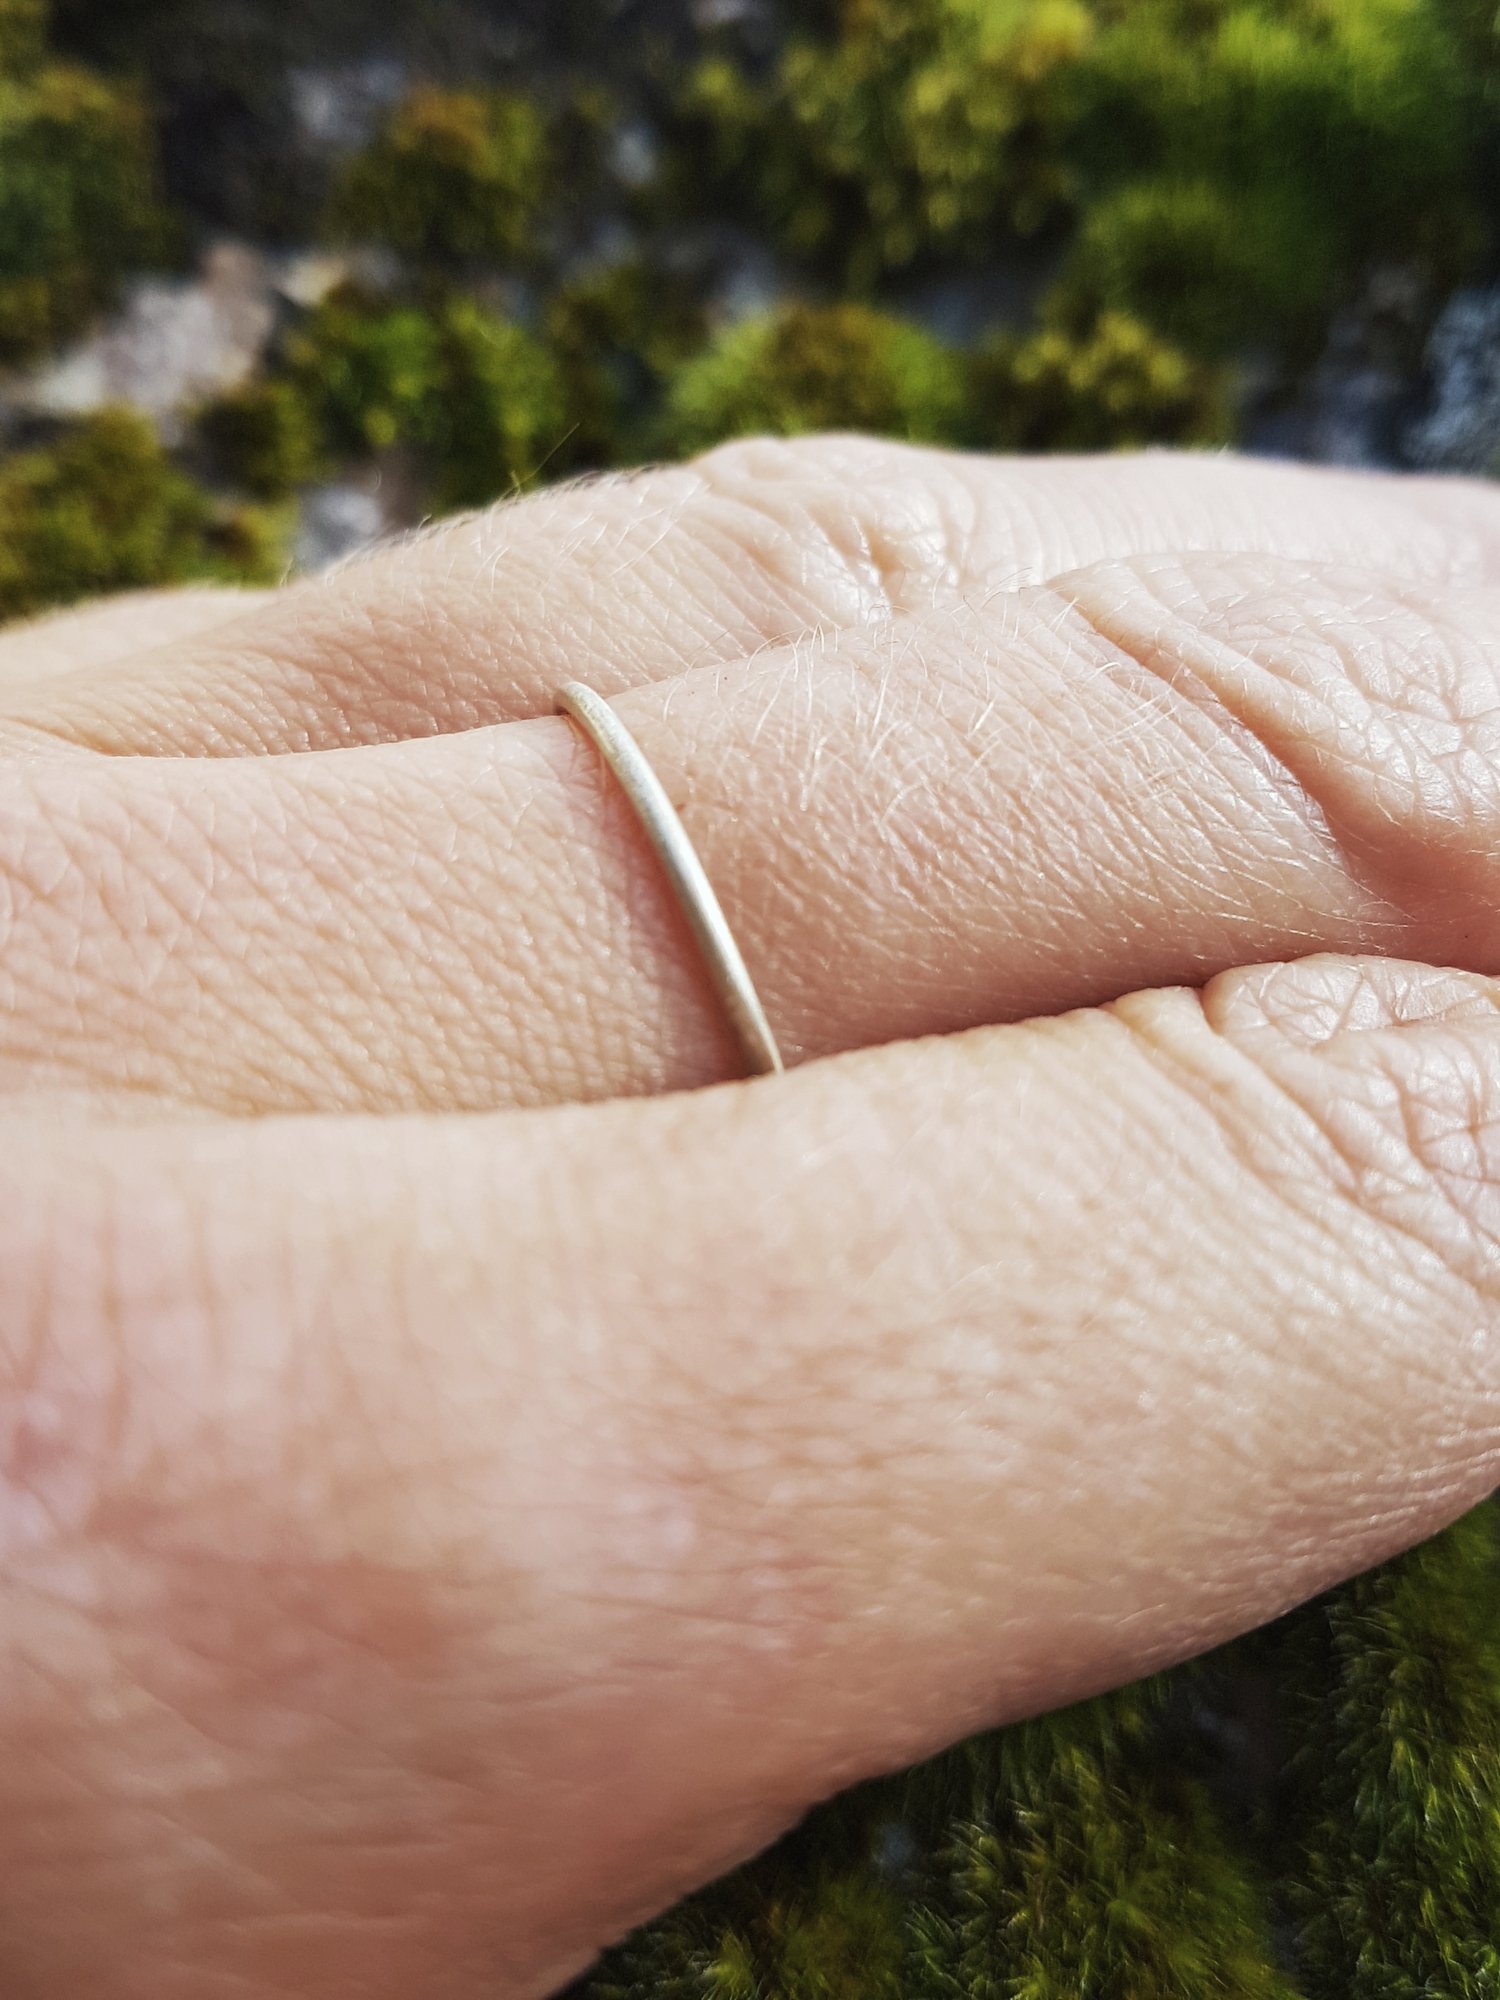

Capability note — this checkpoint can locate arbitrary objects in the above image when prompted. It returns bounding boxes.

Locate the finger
[7,443,1500,755]
[5,549,1500,1115]
[0,587,270,685]
[4,954,1498,1996]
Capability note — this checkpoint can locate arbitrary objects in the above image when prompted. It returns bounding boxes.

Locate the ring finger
[3,547,1499,1113]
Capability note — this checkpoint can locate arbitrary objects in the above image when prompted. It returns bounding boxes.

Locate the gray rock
[293,483,394,574]
[1405,286,1500,476]
[288,58,408,157]
[4,243,280,441]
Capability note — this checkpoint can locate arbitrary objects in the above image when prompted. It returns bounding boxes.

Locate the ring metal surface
[556,680,785,1079]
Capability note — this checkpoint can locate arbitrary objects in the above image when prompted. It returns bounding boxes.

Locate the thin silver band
[556,680,785,1079]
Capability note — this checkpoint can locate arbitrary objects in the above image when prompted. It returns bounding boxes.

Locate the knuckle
[1303,1021,1500,1307]
[1057,552,1500,921]
[1189,958,1500,1319]
[688,432,972,624]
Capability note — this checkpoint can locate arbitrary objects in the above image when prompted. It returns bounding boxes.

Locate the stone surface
[4,243,280,440]
[1405,286,1500,475]
[293,481,394,573]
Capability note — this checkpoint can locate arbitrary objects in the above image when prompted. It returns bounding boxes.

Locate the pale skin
[3,438,1500,1997]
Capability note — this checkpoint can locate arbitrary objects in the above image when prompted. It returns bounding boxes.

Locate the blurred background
[0,0,1497,624]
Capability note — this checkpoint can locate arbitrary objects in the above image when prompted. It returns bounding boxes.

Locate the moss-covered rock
[196,377,325,499]
[1277,1504,1500,1997]
[909,1685,1294,2000]
[284,285,569,506]
[676,0,1093,287]
[582,1503,1500,2000]
[972,307,1232,449]
[0,407,283,620]
[1056,175,1341,359]
[326,85,550,269]
[545,258,708,467]
[1078,0,1482,256]
[0,58,171,362]
[662,301,971,455]
[588,1674,1297,2000]
[425,292,572,505]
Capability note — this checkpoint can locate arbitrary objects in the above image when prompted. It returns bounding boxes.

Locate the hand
[3,438,1500,1998]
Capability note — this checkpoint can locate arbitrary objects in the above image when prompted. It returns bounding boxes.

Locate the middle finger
[7,442,1500,756]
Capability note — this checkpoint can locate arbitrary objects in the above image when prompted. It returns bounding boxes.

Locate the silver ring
[556,681,785,1079]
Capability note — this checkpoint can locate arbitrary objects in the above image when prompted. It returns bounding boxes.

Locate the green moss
[0,0,47,75]
[0,408,284,622]
[676,1,1093,287]
[196,378,325,499]
[284,288,443,456]
[908,1684,1294,2000]
[1057,175,1340,357]
[283,286,569,507]
[544,259,708,467]
[582,1503,1500,2000]
[661,301,971,455]
[589,1679,1292,2000]
[593,1842,910,1999]
[1070,0,1489,348]
[672,0,1493,335]
[425,293,572,505]
[972,308,1233,449]
[0,59,171,362]
[1277,1503,1500,1997]
[326,85,550,268]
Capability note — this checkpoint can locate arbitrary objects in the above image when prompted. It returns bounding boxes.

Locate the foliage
[1278,1503,1500,1996]
[0,408,282,621]
[972,307,1232,448]
[544,258,708,466]
[1057,175,1342,357]
[283,286,570,505]
[589,1678,1294,1999]
[196,377,324,498]
[677,1,1094,287]
[0,0,47,74]
[661,301,972,455]
[0,58,170,362]
[326,86,550,268]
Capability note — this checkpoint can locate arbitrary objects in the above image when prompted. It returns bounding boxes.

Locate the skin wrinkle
[1157,994,1485,1333]
[1048,1003,1412,1452]
[1073,556,1500,906]
[1196,968,1500,1351]
[1043,575,1358,871]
